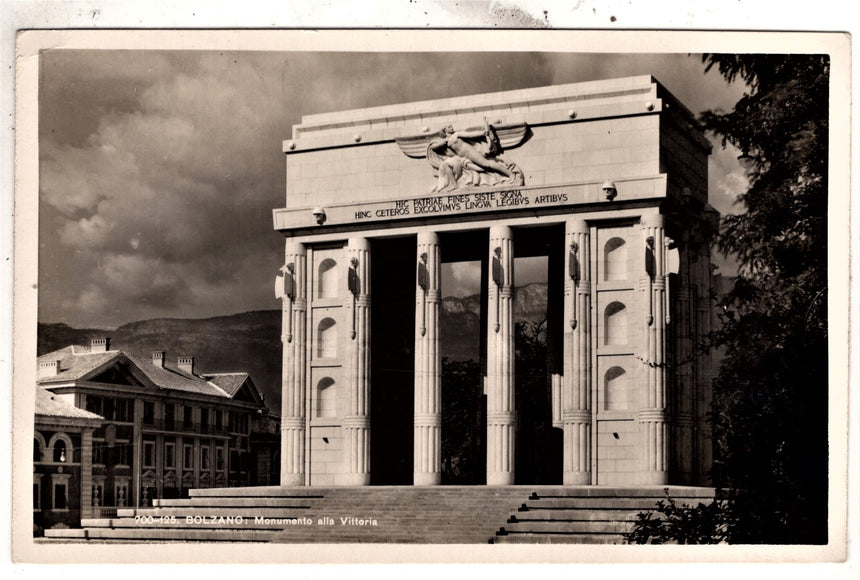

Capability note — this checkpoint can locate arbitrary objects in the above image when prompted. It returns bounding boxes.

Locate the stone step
[508,509,643,521]
[492,533,628,544]
[154,496,324,507]
[117,507,314,518]
[518,497,707,509]
[499,520,633,534]
[44,527,279,542]
[79,517,302,530]
[57,486,716,544]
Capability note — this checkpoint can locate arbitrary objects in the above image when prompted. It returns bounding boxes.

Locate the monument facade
[273,76,719,488]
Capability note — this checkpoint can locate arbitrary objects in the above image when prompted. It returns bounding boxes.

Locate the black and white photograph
[6,13,854,572]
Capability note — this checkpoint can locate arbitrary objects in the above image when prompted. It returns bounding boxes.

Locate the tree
[703,54,829,544]
[627,54,829,545]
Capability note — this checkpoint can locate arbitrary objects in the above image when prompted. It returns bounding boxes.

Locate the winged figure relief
[395,122,530,192]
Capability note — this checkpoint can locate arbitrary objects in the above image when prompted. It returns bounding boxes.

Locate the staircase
[491,487,718,544]
[42,486,716,544]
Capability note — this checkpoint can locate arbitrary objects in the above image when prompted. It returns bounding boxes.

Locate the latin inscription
[353,189,569,222]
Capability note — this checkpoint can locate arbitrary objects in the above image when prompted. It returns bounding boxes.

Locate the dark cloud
[38,51,745,328]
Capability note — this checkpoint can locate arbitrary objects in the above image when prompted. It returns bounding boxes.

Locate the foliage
[441,356,483,484]
[628,54,829,545]
[625,490,729,545]
[702,54,829,544]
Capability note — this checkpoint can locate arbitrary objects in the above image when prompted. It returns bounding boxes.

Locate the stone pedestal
[486,226,515,485]
[280,242,307,486]
[563,219,592,485]
[414,231,442,485]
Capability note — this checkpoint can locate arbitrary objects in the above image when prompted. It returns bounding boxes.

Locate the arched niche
[604,366,628,410]
[317,377,337,418]
[604,237,627,281]
[34,432,47,462]
[318,258,338,298]
[604,301,628,345]
[317,317,338,358]
[47,433,73,463]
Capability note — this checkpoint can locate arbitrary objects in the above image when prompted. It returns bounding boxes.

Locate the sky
[38,50,748,329]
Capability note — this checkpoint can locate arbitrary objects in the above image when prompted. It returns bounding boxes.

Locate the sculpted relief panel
[396,122,529,193]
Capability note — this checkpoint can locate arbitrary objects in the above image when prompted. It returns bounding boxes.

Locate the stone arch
[318,258,338,298]
[317,317,338,358]
[316,377,337,418]
[34,432,47,462]
[604,237,627,281]
[604,366,628,410]
[47,432,73,463]
[604,301,628,345]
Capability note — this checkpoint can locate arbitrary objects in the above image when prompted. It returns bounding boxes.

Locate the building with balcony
[35,338,276,530]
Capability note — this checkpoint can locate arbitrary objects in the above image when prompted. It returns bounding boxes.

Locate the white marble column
[486,225,515,485]
[638,214,669,485]
[342,237,371,485]
[280,242,307,486]
[563,219,592,485]
[414,231,442,485]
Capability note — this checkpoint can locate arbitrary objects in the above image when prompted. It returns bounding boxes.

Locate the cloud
[38,50,748,327]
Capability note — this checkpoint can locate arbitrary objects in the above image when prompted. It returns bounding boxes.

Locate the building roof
[35,387,103,420]
[202,373,250,397]
[37,346,121,383]
[37,344,265,406]
[125,353,233,398]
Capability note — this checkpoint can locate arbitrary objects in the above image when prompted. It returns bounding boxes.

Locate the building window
[143,440,156,468]
[86,395,103,416]
[201,446,210,470]
[226,411,234,433]
[164,442,176,469]
[164,403,176,430]
[51,475,70,511]
[115,442,129,466]
[215,409,223,431]
[183,445,194,470]
[33,474,43,511]
[115,398,131,422]
[143,401,156,426]
[318,258,338,298]
[317,377,337,418]
[215,446,225,470]
[92,440,105,465]
[33,437,42,463]
[317,317,338,358]
[183,406,194,429]
[604,237,628,281]
[604,301,628,346]
[604,366,628,411]
[200,408,209,433]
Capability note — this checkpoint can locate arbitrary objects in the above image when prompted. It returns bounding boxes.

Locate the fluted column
[673,233,694,483]
[562,219,592,485]
[280,242,307,486]
[486,225,515,485]
[638,214,669,485]
[341,237,371,485]
[414,231,442,485]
